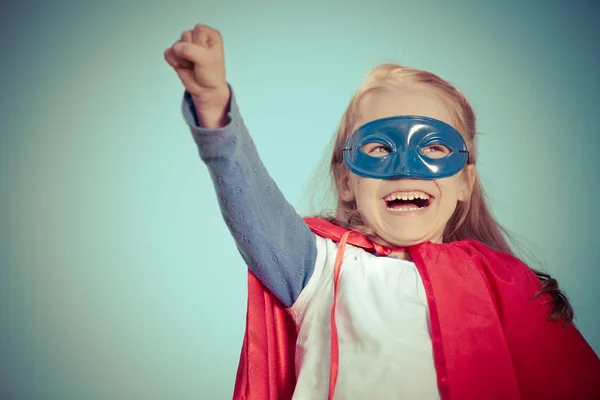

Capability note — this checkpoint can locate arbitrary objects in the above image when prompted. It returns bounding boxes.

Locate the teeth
[384,191,431,201]
[387,205,424,212]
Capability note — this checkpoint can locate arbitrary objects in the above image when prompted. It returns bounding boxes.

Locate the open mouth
[384,191,433,212]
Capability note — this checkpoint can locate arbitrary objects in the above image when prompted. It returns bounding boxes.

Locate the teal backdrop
[1,1,598,398]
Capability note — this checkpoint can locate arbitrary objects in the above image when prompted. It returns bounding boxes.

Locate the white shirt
[290,235,440,400]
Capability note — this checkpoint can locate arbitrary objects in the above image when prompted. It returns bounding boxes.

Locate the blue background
[1,1,598,398]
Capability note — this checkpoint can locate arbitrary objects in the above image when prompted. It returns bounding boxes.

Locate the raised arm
[164,24,317,307]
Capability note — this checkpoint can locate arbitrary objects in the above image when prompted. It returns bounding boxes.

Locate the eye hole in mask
[360,143,392,157]
[420,144,451,159]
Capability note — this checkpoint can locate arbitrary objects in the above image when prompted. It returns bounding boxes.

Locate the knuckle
[207,26,221,37]
[178,44,190,56]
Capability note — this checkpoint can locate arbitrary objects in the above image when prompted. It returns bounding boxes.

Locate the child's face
[340,87,474,246]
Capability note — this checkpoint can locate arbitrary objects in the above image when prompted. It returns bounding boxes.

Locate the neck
[388,251,412,261]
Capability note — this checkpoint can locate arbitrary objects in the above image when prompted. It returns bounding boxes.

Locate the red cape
[233,218,600,399]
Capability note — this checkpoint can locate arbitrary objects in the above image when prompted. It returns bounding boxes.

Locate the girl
[165,24,600,399]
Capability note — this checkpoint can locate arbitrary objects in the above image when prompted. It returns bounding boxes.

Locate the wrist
[192,86,231,129]
[191,85,230,111]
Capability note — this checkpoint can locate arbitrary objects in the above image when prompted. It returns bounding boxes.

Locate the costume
[233,218,600,400]
[181,89,600,398]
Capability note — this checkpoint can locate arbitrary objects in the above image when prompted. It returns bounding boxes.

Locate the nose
[393,149,415,178]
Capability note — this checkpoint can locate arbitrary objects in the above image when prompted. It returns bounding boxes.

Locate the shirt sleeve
[182,87,317,307]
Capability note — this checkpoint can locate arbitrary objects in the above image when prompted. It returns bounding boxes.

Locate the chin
[377,231,433,248]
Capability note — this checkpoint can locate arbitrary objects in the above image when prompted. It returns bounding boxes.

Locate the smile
[383,191,433,212]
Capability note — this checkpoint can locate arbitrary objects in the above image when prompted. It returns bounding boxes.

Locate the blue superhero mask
[342,116,469,180]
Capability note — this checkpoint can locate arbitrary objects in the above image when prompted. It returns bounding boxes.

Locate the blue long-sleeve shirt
[182,88,317,307]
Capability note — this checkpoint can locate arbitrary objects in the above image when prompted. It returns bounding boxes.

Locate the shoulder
[444,239,541,289]
[413,239,540,290]
[303,217,348,241]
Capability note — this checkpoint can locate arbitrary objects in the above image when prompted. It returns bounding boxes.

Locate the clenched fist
[165,24,231,128]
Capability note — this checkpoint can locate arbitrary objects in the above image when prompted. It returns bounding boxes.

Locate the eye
[361,143,391,158]
[421,144,451,159]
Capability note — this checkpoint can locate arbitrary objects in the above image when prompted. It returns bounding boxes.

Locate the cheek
[354,178,380,207]
[434,177,463,212]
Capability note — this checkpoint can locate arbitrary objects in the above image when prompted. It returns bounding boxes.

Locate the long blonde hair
[317,64,572,322]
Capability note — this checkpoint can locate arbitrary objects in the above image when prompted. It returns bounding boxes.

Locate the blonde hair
[317,63,572,322]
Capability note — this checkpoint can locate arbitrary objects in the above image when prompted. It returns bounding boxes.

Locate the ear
[457,164,476,201]
[337,171,356,202]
